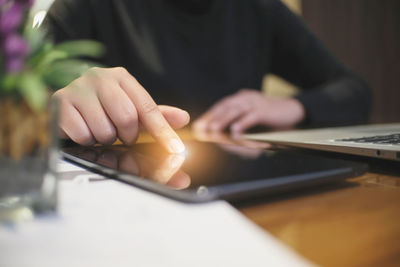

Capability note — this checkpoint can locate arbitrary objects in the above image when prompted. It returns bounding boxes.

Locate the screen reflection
[63,140,359,192]
[63,145,190,189]
[63,141,268,190]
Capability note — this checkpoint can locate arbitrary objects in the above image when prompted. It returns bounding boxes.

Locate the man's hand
[193,89,305,134]
[52,67,189,153]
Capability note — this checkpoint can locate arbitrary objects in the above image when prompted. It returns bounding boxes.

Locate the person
[43,0,372,153]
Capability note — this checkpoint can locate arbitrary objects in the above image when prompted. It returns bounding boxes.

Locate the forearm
[295,75,372,127]
[266,1,372,127]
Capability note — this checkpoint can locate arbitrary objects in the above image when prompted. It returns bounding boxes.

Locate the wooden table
[237,165,400,267]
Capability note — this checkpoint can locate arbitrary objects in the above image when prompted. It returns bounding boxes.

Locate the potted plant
[0,0,103,217]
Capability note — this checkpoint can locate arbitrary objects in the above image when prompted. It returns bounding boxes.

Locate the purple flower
[0,0,34,33]
[0,0,11,7]
[2,34,29,73]
[0,2,24,33]
[3,33,28,56]
[5,55,23,73]
[0,0,35,73]
[0,0,33,7]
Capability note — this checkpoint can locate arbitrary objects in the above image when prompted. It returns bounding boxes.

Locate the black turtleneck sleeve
[265,0,372,126]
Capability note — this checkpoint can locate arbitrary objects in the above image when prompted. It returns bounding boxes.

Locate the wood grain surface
[238,172,400,267]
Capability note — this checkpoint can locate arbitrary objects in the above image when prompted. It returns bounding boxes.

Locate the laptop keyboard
[336,133,400,145]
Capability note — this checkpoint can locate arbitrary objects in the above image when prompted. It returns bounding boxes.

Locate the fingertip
[159,105,191,129]
[172,109,190,129]
[168,138,186,154]
[181,109,191,126]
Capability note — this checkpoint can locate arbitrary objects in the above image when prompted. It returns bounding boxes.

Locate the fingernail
[169,138,185,154]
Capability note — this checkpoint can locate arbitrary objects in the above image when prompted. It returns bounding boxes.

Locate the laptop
[245,123,400,161]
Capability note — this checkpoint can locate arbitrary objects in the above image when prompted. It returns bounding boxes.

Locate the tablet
[62,140,367,202]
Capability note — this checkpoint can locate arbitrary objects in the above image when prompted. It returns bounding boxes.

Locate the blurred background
[32,0,400,124]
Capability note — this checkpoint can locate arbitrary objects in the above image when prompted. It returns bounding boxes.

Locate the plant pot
[0,97,59,222]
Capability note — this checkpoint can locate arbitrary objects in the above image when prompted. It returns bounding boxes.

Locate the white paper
[0,160,313,267]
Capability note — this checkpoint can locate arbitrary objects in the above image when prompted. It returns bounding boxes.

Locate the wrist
[286,98,306,126]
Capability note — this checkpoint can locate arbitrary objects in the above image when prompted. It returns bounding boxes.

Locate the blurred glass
[0,98,59,223]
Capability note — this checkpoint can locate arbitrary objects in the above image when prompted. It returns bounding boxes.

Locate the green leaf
[17,73,48,111]
[1,74,19,93]
[0,54,3,82]
[28,42,54,70]
[34,49,69,74]
[53,40,105,58]
[23,23,48,56]
[43,59,103,89]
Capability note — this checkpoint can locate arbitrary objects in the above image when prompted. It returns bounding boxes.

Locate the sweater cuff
[294,91,338,127]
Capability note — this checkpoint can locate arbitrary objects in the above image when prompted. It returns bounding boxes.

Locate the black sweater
[44,0,372,125]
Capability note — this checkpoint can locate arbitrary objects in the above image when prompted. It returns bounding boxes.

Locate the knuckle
[51,89,64,100]
[96,126,117,144]
[82,68,103,85]
[114,66,127,73]
[140,100,158,115]
[85,67,115,82]
[53,90,74,109]
[74,130,94,146]
[86,67,101,76]
[113,66,129,76]
[117,110,138,129]
[91,66,101,72]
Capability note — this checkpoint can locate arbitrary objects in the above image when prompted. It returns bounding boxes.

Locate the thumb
[157,105,190,129]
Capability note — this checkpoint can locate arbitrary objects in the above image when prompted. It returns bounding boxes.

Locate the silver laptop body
[245,123,400,161]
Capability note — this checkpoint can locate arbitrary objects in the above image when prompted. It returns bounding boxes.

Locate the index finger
[115,68,185,153]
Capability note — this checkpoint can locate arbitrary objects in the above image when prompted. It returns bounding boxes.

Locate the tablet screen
[62,141,367,202]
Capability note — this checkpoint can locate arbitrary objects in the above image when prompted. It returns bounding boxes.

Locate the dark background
[302,0,400,123]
